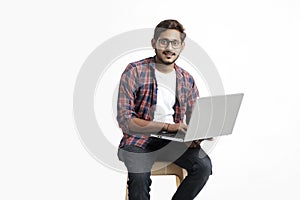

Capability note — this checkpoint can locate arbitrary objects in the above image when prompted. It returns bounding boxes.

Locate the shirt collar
[150,56,183,79]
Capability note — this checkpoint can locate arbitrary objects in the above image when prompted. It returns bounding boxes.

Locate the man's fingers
[180,123,188,130]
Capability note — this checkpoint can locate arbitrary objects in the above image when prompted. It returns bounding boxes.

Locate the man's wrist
[162,123,169,131]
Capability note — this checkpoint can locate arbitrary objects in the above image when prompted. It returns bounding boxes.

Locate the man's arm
[128,118,187,135]
[185,75,199,125]
[117,64,187,135]
[116,64,138,134]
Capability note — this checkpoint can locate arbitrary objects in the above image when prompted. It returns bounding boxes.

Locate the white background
[1,0,300,199]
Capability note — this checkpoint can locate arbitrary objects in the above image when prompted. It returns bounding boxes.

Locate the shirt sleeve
[116,64,138,133]
[185,76,199,125]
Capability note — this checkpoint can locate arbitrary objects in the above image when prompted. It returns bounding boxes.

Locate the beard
[155,49,180,65]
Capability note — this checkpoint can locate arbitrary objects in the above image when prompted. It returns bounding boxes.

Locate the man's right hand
[167,123,188,133]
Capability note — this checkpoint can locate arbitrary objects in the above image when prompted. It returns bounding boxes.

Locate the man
[117,19,212,200]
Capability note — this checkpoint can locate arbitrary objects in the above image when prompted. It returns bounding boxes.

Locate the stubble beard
[155,49,180,65]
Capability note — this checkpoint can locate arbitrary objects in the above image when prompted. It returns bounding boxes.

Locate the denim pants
[118,138,212,200]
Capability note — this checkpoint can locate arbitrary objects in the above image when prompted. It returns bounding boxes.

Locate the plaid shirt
[117,57,199,149]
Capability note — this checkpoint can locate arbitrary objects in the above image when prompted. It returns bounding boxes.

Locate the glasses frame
[157,38,182,49]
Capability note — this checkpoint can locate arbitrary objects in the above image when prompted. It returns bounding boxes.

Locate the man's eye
[172,41,179,46]
[160,39,168,45]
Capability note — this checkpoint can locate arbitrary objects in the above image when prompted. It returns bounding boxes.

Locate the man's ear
[180,41,185,51]
[151,38,156,49]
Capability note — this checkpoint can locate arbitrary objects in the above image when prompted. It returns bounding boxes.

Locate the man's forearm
[128,118,166,134]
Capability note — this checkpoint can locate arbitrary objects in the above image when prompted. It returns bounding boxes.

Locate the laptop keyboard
[158,131,185,139]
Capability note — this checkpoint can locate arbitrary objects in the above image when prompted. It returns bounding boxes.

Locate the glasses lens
[171,40,181,48]
[158,39,181,49]
[159,39,168,47]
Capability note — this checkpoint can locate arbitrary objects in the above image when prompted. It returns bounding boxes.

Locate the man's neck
[154,57,175,73]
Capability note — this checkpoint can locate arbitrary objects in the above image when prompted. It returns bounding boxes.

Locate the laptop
[150,93,244,142]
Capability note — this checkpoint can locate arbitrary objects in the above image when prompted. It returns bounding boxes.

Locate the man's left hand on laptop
[186,137,215,148]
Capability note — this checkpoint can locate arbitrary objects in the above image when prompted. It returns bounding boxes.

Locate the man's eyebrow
[159,38,180,41]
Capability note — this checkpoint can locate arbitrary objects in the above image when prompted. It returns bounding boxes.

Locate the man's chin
[161,60,175,65]
[160,56,178,65]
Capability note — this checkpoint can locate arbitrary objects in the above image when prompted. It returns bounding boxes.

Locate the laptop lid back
[184,93,244,141]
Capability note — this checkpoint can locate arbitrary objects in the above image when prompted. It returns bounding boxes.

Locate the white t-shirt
[153,68,176,124]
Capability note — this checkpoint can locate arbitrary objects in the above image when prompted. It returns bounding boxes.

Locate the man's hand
[186,139,204,148]
[186,137,215,148]
[167,123,188,133]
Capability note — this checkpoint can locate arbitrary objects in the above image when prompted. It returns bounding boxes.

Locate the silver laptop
[150,93,244,142]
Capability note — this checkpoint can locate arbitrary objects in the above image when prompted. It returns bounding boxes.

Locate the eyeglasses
[157,39,182,49]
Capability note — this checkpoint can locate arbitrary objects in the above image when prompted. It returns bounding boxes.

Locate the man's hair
[154,19,186,42]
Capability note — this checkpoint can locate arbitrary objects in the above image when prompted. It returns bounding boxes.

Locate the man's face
[152,29,184,65]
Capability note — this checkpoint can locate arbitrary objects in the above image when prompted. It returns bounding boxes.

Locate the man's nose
[165,41,173,50]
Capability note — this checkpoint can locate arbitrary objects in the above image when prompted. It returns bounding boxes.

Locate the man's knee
[128,172,152,186]
[190,156,213,178]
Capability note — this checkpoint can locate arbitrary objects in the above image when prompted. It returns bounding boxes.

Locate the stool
[125,162,187,200]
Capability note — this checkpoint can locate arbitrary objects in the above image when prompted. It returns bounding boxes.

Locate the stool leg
[125,177,128,200]
[175,170,185,188]
[125,186,128,200]
[175,175,181,188]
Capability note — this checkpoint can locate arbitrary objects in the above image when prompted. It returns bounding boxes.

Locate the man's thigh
[118,145,157,173]
[156,141,190,162]
[175,147,213,175]
[156,142,212,174]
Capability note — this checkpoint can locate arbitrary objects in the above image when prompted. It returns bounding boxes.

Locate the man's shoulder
[126,57,153,70]
[174,63,195,80]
